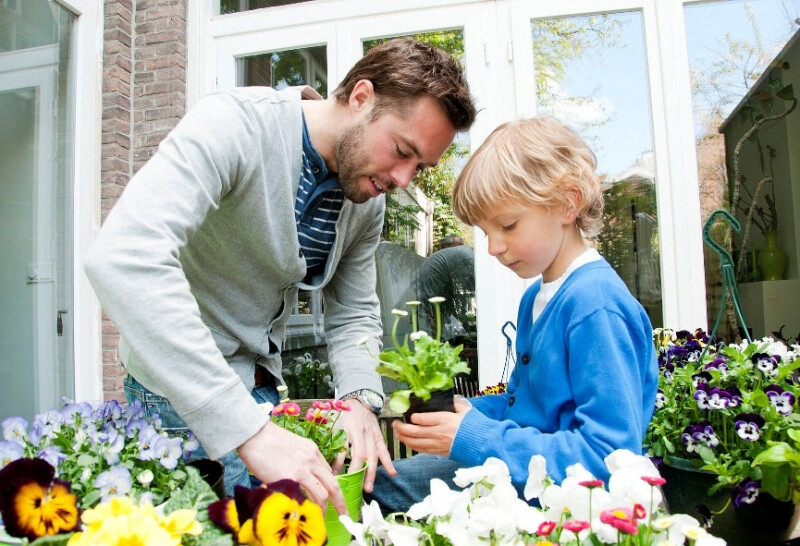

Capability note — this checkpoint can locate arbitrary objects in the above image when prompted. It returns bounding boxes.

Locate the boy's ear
[560,189,581,224]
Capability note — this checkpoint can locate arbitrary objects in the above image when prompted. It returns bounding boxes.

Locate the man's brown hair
[332,37,477,132]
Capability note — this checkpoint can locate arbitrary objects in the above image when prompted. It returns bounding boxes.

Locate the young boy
[368,117,659,513]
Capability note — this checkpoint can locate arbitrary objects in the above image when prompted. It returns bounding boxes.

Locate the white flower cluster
[341,450,726,546]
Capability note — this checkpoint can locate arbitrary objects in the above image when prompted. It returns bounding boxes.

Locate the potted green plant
[645,328,800,543]
[363,297,471,420]
[263,394,362,546]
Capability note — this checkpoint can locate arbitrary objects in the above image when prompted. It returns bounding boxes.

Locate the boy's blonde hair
[452,117,604,237]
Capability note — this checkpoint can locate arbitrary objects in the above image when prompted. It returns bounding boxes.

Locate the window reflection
[531,11,662,327]
[241,45,327,97]
[684,0,800,341]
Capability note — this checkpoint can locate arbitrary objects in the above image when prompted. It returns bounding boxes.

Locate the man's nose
[390,161,419,189]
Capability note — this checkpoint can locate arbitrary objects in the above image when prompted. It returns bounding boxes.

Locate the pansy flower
[693,383,711,410]
[2,416,28,445]
[734,413,765,441]
[0,458,80,541]
[753,353,780,377]
[731,479,760,507]
[0,440,24,468]
[706,387,734,410]
[655,391,666,409]
[765,384,795,415]
[94,465,132,502]
[253,480,326,546]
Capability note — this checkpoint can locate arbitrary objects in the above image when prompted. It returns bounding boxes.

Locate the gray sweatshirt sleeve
[84,93,269,459]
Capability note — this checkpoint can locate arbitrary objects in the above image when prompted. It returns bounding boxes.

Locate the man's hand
[338,401,396,492]
[393,397,471,456]
[238,421,347,514]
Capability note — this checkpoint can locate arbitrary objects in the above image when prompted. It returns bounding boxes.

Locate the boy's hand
[393,398,471,456]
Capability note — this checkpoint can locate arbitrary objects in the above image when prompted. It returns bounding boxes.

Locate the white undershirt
[532,247,601,324]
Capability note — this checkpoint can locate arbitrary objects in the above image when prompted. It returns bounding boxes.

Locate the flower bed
[645,328,800,507]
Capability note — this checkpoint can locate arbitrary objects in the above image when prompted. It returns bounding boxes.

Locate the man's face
[334,96,456,204]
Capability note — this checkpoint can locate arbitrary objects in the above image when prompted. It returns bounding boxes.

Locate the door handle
[57,310,68,336]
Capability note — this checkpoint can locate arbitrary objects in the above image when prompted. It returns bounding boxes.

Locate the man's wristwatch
[341,389,383,415]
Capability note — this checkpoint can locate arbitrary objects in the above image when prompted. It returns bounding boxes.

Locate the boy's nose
[487,236,506,257]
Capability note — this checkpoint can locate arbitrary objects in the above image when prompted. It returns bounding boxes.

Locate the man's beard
[334,120,373,204]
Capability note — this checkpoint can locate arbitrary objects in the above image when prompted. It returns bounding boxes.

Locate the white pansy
[453,456,510,488]
[667,514,701,544]
[386,523,423,546]
[523,454,548,500]
[407,478,469,520]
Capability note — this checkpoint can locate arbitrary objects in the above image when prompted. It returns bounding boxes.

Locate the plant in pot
[645,327,800,544]
[364,297,471,420]
[262,394,361,546]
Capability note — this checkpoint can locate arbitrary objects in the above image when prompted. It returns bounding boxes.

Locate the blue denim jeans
[123,373,279,496]
[366,454,465,516]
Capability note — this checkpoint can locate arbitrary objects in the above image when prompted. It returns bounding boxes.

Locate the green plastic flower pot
[324,462,367,546]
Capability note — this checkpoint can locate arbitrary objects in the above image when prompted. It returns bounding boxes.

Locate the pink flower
[579,479,604,488]
[330,400,350,412]
[633,503,647,519]
[305,409,329,425]
[599,507,639,535]
[562,520,590,533]
[312,400,332,411]
[536,520,557,535]
[641,476,666,486]
[273,402,301,416]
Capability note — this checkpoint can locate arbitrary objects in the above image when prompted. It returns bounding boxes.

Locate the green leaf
[759,464,792,502]
[163,466,219,513]
[760,96,774,113]
[777,84,795,101]
[388,390,412,414]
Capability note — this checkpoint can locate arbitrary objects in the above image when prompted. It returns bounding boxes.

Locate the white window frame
[190,0,711,384]
[57,0,104,402]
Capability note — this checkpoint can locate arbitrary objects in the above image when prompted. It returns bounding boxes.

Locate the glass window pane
[0,0,75,421]
[364,32,478,386]
[220,0,312,15]
[684,0,800,341]
[241,45,327,97]
[531,11,662,328]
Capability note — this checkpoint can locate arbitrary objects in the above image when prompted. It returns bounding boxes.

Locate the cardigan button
[508,396,516,406]
[521,354,530,365]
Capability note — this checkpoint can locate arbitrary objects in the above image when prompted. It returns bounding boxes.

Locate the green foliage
[370,300,470,414]
[283,352,334,399]
[164,467,235,546]
[597,178,658,293]
[645,328,800,503]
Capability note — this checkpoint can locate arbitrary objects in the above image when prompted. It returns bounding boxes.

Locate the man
[84,37,476,513]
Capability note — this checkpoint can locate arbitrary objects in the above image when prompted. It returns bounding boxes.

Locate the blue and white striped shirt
[296,115,344,280]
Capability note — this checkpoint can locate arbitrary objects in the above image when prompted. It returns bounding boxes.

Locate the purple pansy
[753,353,780,378]
[765,384,795,415]
[693,383,711,410]
[94,465,132,502]
[706,387,734,410]
[732,480,760,507]
[734,413,765,441]
[1,417,28,446]
[0,441,24,468]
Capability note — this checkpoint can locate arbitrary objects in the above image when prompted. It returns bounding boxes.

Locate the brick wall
[100,0,187,401]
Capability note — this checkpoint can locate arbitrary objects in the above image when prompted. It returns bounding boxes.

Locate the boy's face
[475,200,575,282]
[335,94,456,204]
